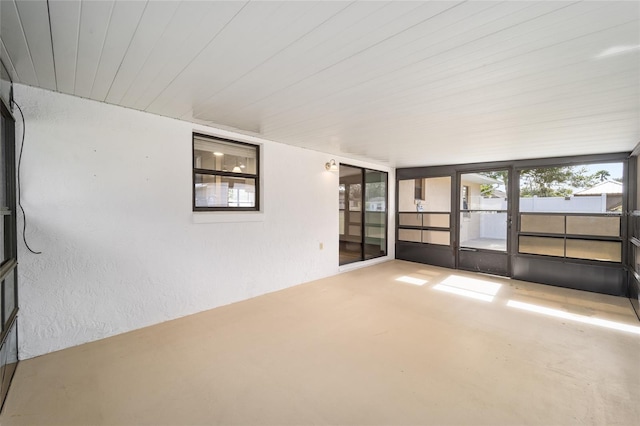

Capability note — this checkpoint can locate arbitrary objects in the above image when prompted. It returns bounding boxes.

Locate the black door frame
[455,167,514,277]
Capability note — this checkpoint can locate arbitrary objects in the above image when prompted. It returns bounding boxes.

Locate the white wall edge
[339,256,393,273]
[192,212,265,224]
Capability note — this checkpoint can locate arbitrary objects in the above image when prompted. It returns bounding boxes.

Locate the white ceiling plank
[0,0,38,85]
[185,0,416,121]
[14,0,56,90]
[266,79,639,151]
[265,70,639,144]
[253,1,585,125]
[126,1,248,111]
[48,0,80,95]
[342,91,638,144]
[118,0,219,108]
[236,1,533,121]
[187,0,483,124]
[3,0,638,166]
[260,17,639,137]
[104,0,182,104]
[89,0,147,101]
[75,0,115,98]
[147,1,355,121]
[0,38,19,84]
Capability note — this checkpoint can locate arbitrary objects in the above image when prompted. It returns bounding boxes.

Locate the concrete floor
[462,238,507,251]
[2,260,639,425]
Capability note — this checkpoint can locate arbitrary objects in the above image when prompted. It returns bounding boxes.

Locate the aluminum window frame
[192,133,260,212]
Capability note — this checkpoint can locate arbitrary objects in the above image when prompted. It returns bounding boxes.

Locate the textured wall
[14,84,394,359]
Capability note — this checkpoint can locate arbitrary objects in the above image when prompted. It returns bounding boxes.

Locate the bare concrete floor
[2,260,639,425]
[462,238,507,251]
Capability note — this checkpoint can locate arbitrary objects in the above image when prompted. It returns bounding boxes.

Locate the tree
[519,166,598,197]
[478,166,613,198]
[593,170,611,182]
[480,170,508,197]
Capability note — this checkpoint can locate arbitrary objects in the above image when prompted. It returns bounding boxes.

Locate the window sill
[192,212,265,224]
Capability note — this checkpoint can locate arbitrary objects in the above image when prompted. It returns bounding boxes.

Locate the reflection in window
[193,133,259,211]
[340,165,388,265]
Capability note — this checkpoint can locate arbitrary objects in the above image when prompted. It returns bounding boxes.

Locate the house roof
[461,174,502,185]
[574,180,622,196]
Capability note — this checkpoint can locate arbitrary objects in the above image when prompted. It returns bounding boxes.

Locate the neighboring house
[574,180,623,211]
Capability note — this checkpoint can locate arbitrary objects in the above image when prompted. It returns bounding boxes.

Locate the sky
[582,162,623,181]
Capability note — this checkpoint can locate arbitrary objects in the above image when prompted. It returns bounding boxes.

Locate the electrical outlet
[319,242,324,250]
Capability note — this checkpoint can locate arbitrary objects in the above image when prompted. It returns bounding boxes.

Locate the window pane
[565,240,621,262]
[193,136,257,174]
[0,319,18,403]
[398,229,421,242]
[340,165,364,265]
[565,216,620,237]
[0,215,4,264]
[519,236,565,257]
[520,214,565,234]
[3,269,15,326]
[0,115,5,208]
[460,211,507,251]
[364,170,387,259]
[422,230,449,245]
[194,174,256,208]
[399,213,421,227]
[423,213,449,228]
[398,176,451,212]
[460,171,508,210]
[519,162,623,213]
[518,236,564,257]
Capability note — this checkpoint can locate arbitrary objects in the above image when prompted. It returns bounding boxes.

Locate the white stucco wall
[14,84,394,359]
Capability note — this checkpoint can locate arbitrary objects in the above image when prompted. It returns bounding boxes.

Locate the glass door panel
[364,169,387,260]
[459,171,509,252]
[340,165,363,265]
[458,170,510,276]
[340,165,388,265]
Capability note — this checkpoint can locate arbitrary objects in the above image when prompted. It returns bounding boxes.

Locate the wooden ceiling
[1,1,638,167]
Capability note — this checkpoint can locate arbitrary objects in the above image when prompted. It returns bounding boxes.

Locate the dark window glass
[193,134,259,211]
[339,165,388,265]
[3,269,15,325]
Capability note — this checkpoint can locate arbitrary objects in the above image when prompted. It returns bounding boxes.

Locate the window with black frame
[192,133,259,211]
[517,162,623,263]
[0,92,18,412]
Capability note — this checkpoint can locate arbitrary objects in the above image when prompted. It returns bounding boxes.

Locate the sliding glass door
[339,164,387,265]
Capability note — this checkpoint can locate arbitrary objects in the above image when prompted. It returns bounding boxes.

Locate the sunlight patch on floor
[507,300,640,335]
[433,274,502,302]
[395,276,428,286]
